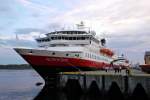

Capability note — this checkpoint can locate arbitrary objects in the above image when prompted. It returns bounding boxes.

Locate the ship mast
[76,21,85,29]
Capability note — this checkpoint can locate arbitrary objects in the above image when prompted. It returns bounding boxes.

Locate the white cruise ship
[14,22,129,79]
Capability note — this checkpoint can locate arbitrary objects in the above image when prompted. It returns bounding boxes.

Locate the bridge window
[65,37,68,40]
[55,37,58,40]
[45,38,50,42]
[81,37,85,40]
[62,37,65,40]
[51,37,57,40]
[85,37,89,39]
[69,37,73,40]
[37,40,40,42]
[73,37,76,40]
[49,36,89,40]
[51,37,54,40]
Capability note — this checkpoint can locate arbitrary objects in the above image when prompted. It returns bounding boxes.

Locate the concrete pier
[35,69,150,100]
[59,70,150,100]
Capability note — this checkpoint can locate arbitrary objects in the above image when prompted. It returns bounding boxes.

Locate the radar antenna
[101,38,106,46]
[76,21,85,29]
[99,32,111,47]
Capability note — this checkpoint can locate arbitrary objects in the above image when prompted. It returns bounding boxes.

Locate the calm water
[0,70,44,100]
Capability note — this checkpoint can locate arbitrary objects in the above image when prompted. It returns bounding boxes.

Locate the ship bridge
[36,30,100,48]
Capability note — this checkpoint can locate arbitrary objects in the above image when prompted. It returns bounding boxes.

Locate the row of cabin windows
[85,53,109,61]
[37,37,90,42]
[50,31,87,34]
[51,36,90,40]
[37,39,50,42]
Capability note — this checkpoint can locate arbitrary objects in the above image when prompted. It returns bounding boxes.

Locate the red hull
[20,54,111,79]
[21,54,109,69]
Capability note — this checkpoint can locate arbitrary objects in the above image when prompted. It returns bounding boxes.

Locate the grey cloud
[47,23,63,31]
[0,0,20,29]
[31,13,41,18]
[0,7,11,12]
[0,0,12,11]
[107,38,146,63]
[15,28,46,34]
[107,32,150,40]
[0,39,37,48]
[107,39,139,48]
[107,32,150,49]
[0,26,5,30]
[0,0,17,15]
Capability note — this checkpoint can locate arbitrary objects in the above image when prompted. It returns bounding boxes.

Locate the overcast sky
[0,0,150,64]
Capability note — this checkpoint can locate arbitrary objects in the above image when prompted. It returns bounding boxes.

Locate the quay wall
[57,72,150,100]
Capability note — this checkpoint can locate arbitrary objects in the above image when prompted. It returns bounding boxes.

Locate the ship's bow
[14,48,79,80]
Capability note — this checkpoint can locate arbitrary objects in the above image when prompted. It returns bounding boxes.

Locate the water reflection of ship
[34,74,82,100]
[34,84,82,100]
[34,85,61,100]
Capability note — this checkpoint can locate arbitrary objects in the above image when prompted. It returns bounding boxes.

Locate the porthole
[66,54,69,56]
[52,52,55,55]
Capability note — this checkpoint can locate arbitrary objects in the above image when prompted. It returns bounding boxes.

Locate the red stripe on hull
[21,54,110,69]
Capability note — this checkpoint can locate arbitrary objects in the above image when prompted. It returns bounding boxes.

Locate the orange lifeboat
[100,48,114,56]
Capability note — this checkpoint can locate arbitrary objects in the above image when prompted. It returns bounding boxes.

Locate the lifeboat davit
[100,48,114,56]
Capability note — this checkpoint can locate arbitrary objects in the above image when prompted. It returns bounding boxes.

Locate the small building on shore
[140,51,150,73]
[145,51,150,64]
